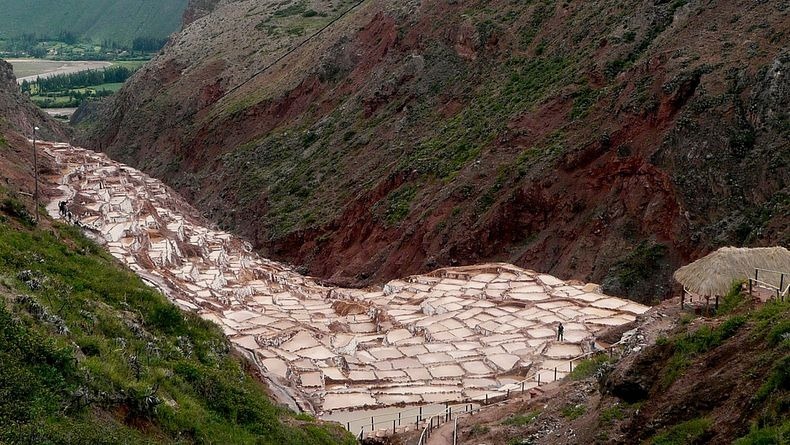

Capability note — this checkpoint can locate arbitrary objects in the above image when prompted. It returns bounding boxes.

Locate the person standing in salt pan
[556,322,564,342]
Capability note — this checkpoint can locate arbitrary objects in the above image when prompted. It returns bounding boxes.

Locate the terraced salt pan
[544,343,584,358]
[42,142,649,415]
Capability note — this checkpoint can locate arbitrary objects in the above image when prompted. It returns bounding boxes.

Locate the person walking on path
[557,322,564,342]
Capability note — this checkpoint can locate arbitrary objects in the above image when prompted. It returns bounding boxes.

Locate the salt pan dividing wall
[42,142,649,415]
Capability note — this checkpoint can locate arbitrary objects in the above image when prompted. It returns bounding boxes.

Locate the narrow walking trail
[40,142,648,421]
[425,420,456,445]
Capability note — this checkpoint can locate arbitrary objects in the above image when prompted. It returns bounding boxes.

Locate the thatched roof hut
[673,246,790,297]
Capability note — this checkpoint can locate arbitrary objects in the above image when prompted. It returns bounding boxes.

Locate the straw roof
[673,246,790,296]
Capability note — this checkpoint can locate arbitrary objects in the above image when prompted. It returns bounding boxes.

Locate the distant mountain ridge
[0,0,189,44]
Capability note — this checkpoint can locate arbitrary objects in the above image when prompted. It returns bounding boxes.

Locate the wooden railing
[413,340,627,445]
[749,268,788,301]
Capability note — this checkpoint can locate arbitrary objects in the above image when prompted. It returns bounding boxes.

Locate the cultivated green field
[76,81,125,93]
[11,59,145,108]
[31,82,125,107]
[110,60,148,71]
[0,0,188,45]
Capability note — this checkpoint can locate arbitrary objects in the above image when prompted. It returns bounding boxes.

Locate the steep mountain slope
[76,0,789,302]
[0,0,188,44]
[0,59,66,139]
[0,58,69,196]
[0,59,352,445]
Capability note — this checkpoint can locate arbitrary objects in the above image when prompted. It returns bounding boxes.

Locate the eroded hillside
[75,0,789,302]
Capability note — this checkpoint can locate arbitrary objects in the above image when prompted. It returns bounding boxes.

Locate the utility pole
[33,126,39,223]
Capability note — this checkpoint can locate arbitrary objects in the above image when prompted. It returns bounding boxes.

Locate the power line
[218,0,368,103]
[161,0,369,131]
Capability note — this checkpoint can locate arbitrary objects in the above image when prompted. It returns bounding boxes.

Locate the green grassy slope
[0,187,353,444]
[0,0,188,44]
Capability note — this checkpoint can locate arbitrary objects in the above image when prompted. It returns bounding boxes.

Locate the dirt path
[425,420,455,445]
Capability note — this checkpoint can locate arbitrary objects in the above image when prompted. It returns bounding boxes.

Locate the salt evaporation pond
[42,142,649,421]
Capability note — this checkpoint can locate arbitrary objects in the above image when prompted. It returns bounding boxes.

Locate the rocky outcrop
[75,0,789,303]
[604,343,667,403]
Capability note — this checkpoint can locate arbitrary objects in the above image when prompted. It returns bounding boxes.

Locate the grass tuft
[561,404,586,420]
[717,280,747,314]
[568,354,610,380]
[502,411,540,426]
[647,417,711,445]
[600,404,625,424]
